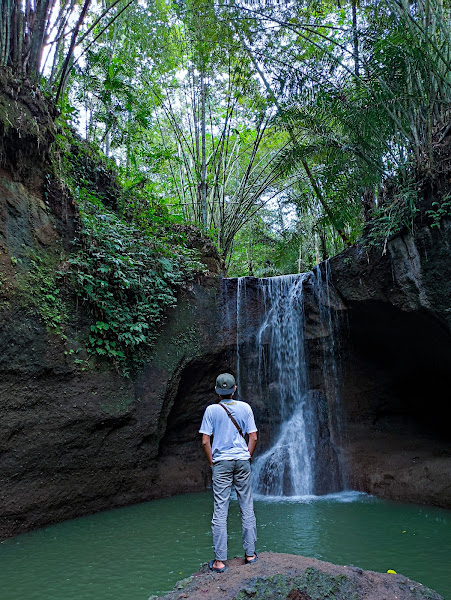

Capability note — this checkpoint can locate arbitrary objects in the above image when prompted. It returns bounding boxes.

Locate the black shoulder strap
[220,403,245,439]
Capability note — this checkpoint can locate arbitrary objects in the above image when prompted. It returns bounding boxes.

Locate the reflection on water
[0,491,450,600]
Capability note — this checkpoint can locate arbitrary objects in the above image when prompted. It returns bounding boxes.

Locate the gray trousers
[211,459,257,561]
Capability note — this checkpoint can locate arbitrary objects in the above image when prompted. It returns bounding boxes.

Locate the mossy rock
[233,568,357,600]
[0,68,56,186]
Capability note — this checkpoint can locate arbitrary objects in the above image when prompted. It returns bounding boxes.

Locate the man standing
[199,372,258,573]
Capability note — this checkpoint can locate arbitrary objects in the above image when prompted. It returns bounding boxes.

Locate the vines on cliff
[68,192,204,374]
[52,129,206,375]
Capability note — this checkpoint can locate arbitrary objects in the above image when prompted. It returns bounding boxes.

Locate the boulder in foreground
[152,552,444,600]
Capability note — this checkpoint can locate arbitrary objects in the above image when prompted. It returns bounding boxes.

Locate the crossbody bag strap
[220,403,245,439]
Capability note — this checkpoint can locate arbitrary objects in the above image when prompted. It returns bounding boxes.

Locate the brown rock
[155,552,444,600]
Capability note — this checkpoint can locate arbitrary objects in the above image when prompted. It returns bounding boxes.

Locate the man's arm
[248,431,257,458]
[202,434,213,466]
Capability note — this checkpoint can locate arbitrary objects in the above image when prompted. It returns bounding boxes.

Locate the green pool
[0,491,449,599]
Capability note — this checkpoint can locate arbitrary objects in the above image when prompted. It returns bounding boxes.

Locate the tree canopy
[2,0,451,275]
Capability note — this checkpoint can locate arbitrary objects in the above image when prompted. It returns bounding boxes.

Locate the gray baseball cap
[215,373,236,395]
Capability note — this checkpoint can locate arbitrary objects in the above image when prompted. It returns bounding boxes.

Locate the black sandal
[208,559,227,573]
[245,552,258,564]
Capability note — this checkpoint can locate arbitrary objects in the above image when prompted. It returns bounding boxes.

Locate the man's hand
[202,434,213,466]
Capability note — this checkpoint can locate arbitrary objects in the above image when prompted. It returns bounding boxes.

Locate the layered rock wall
[0,166,224,536]
[2,165,451,540]
[0,76,226,538]
[0,185,224,537]
[330,224,451,506]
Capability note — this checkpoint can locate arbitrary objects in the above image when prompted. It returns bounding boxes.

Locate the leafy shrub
[52,126,120,210]
[12,252,68,334]
[28,255,67,332]
[365,181,420,250]
[66,191,205,375]
[425,195,451,228]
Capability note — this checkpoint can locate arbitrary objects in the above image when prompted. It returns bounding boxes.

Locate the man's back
[199,399,257,463]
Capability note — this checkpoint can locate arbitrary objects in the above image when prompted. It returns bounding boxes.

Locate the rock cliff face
[2,164,451,539]
[215,236,451,508]
[141,220,451,511]
[0,160,225,537]
[329,224,451,507]
[0,169,228,538]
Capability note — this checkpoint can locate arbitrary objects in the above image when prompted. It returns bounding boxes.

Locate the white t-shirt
[199,400,258,462]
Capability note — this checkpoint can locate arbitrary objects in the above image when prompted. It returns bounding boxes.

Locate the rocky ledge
[152,552,444,600]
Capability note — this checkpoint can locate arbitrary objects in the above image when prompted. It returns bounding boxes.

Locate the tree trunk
[27,0,52,76]
[319,226,328,261]
[352,0,359,79]
[362,188,376,221]
[55,0,92,103]
[200,73,207,230]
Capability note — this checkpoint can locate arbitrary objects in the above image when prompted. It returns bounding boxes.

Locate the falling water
[224,265,344,497]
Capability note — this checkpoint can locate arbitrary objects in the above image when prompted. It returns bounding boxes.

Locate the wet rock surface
[0,78,230,538]
[329,223,451,507]
[153,552,444,600]
[0,256,225,538]
[2,199,451,536]
[2,159,451,537]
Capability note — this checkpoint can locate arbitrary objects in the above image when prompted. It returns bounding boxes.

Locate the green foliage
[66,190,205,375]
[15,253,68,334]
[49,108,209,376]
[225,0,451,254]
[363,178,421,250]
[425,196,451,228]
[228,210,303,277]
[366,205,416,250]
[52,122,120,210]
[34,0,451,281]
[30,258,66,332]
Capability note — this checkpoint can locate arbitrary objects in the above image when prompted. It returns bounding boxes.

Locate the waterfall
[224,265,344,498]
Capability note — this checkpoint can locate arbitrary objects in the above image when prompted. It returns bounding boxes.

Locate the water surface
[1,491,450,600]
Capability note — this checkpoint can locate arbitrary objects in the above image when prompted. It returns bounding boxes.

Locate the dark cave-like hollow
[343,301,451,441]
[160,298,451,467]
[160,349,236,448]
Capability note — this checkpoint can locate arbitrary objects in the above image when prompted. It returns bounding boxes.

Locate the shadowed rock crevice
[344,300,451,437]
[154,348,236,494]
